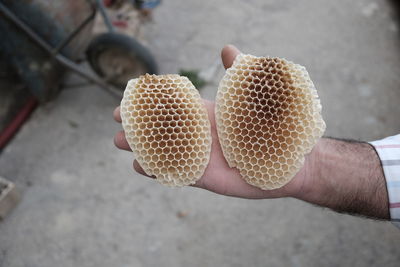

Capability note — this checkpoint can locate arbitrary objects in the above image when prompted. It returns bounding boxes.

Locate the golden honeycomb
[120,74,212,186]
[216,54,325,190]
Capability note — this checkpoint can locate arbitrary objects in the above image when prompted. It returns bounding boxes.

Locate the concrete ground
[1,0,400,266]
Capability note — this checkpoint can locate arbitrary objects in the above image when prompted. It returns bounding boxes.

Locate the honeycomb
[120,74,212,186]
[215,54,325,190]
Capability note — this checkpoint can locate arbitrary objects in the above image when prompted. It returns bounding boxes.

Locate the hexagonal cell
[215,54,325,190]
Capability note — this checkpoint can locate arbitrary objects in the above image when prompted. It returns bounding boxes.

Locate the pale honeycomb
[216,54,325,190]
[120,74,212,186]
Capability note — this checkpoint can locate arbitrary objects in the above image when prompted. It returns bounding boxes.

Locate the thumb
[221,44,241,69]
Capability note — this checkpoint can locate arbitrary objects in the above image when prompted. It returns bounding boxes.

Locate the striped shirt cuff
[370,134,400,228]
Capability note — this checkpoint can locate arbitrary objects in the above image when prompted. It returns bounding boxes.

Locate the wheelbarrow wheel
[86,32,158,95]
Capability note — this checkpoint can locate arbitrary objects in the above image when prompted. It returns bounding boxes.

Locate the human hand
[113,45,314,199]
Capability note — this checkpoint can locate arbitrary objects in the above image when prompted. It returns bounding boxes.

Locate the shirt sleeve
[370,134,400,228]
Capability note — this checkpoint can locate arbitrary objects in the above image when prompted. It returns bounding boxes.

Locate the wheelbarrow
[0,0,158,101]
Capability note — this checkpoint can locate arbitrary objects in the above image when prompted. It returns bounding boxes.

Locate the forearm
[296,138,390,219]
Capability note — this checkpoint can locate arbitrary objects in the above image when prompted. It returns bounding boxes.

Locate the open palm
[114,45,311,199]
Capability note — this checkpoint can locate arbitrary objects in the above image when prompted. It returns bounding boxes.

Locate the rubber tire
[86,32,158,91]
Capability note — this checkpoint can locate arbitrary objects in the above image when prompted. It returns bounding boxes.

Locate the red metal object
[112,20,128,28]
[103,0,114,7]
[0,96,38,149]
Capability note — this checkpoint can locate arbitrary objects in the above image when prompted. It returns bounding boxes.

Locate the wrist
[290,138,325,202]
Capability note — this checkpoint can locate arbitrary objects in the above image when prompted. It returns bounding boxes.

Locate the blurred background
[1,0,400,266]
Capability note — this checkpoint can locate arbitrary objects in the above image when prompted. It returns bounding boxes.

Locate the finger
[114,131,132,151]
[133,160,150,176]
[133,160,157,180]
[113,107,122,123]
[221,44,241,69]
